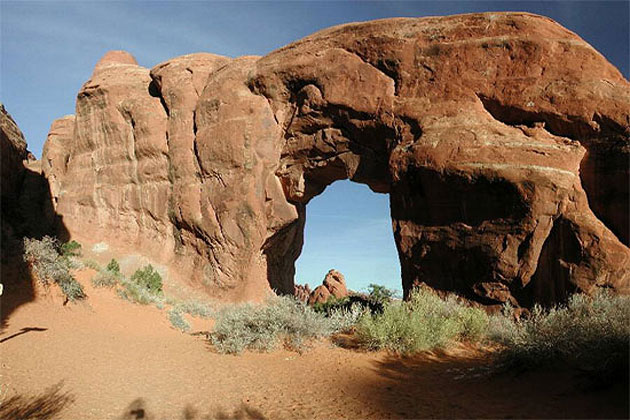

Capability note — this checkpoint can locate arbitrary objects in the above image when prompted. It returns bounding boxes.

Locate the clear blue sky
[2,1,628,292]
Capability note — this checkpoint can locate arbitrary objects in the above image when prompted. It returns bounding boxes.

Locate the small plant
[91,271,118,288]
[130,265,162,295]
[82,259,101,271]
[173,299,213,319]
[106,259,120,275]
[60,240,82,258]
[168,308,191,332]
[23,236,86,302]
[90,258,123,288]
[117,265,163,305]
[367,283,395,306]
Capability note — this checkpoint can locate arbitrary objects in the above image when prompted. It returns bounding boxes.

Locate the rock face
[42,13,630,305]
[308,270,350,305]
[1,103,29,256]
[1,104,61,260]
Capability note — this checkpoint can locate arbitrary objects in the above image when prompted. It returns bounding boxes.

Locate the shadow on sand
[0,326,47,344]
[347,347,630,419]
[0,382,75,420]
[119,398,267,420]
[1,167,70,333]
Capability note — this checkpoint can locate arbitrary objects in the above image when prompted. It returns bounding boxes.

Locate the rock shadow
[1,166,70,332]
[347,350,629,419]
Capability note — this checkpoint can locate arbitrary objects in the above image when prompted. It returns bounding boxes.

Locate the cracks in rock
[149,79,169,117]
[191,109,207,180]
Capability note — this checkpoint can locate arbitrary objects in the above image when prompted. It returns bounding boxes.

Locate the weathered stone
[42,13,630,305]
[1,103,28,205]
[307,269,349,305]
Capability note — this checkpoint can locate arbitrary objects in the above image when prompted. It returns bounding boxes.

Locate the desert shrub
[117,279,164,306]
[313,292,391,316]
[168,308,191,332]
[173,299,213,319]
[130,265,162,294]
[367,283,395,306]
[312,295,350,315]
[90,258,123,288]
[91,271,118,288]
[355,287,489,354]
[210,296,351,354]
[23,236,86,301]
[106,259,121,275]
[82,259,101,271]
[490,291,630,383]
[60,240,81,257]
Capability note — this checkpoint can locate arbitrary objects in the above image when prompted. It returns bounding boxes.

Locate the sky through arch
[295,180,401,293]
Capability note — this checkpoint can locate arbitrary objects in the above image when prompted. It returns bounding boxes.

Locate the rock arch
[42,12,630,305]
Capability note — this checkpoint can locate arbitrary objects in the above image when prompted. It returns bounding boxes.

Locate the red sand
[1,269,628,419]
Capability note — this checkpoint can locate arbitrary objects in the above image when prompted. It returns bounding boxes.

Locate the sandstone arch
[42,12,630,305]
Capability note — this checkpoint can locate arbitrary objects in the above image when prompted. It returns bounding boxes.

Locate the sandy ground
[1,269,628,419]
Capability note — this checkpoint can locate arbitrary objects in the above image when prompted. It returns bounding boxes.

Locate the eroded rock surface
[42,13,630,304]
[308,269,350,305]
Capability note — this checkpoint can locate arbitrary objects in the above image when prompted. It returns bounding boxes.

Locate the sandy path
[1,270,627,419]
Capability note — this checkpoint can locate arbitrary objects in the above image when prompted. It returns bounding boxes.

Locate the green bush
[312,295,350,315]
[60,240,82,257]
[23,236,86,302]
[355,287,489,354]
[106,259,121,275]
[117,279,164,306]
[367,283,395,306]
[490,291,630,383]
[90,258,123,288]
[130,265,162,295]
[210,296,355,354]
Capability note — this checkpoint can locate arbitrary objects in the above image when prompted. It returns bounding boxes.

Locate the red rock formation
[1,105,63,257]
[42,13,630,305]
[1,104,28,201]
[1,103,29,256]
[307,269,350,305]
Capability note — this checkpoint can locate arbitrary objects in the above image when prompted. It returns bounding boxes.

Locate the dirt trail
[1,270,628,419]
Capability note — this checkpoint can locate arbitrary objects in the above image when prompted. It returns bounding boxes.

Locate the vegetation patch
[130,264,163,295]
[489,291,630,384]
[172,299,213,319]
[91,259,122,288]
[355,287,489,354]
[168,308,191,332]
[209,295,360,354]
[23,236,86,302]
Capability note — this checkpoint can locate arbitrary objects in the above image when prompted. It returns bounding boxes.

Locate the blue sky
[2,1,628,292]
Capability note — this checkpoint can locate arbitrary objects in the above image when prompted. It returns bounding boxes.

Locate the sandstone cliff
[42,13,630,305]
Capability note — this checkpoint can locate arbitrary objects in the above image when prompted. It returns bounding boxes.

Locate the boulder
[42,12,630,305]
[307,269,349,305]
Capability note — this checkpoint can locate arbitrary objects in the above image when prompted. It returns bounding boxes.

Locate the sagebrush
[489,291,630,383]
[355,287,489,354]
[23,236,86,301]
[210,295,360,354]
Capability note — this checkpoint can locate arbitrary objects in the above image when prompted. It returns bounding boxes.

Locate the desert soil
[1,269,628,420]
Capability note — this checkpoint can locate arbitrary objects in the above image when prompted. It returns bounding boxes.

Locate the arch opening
[294,179,401,295]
